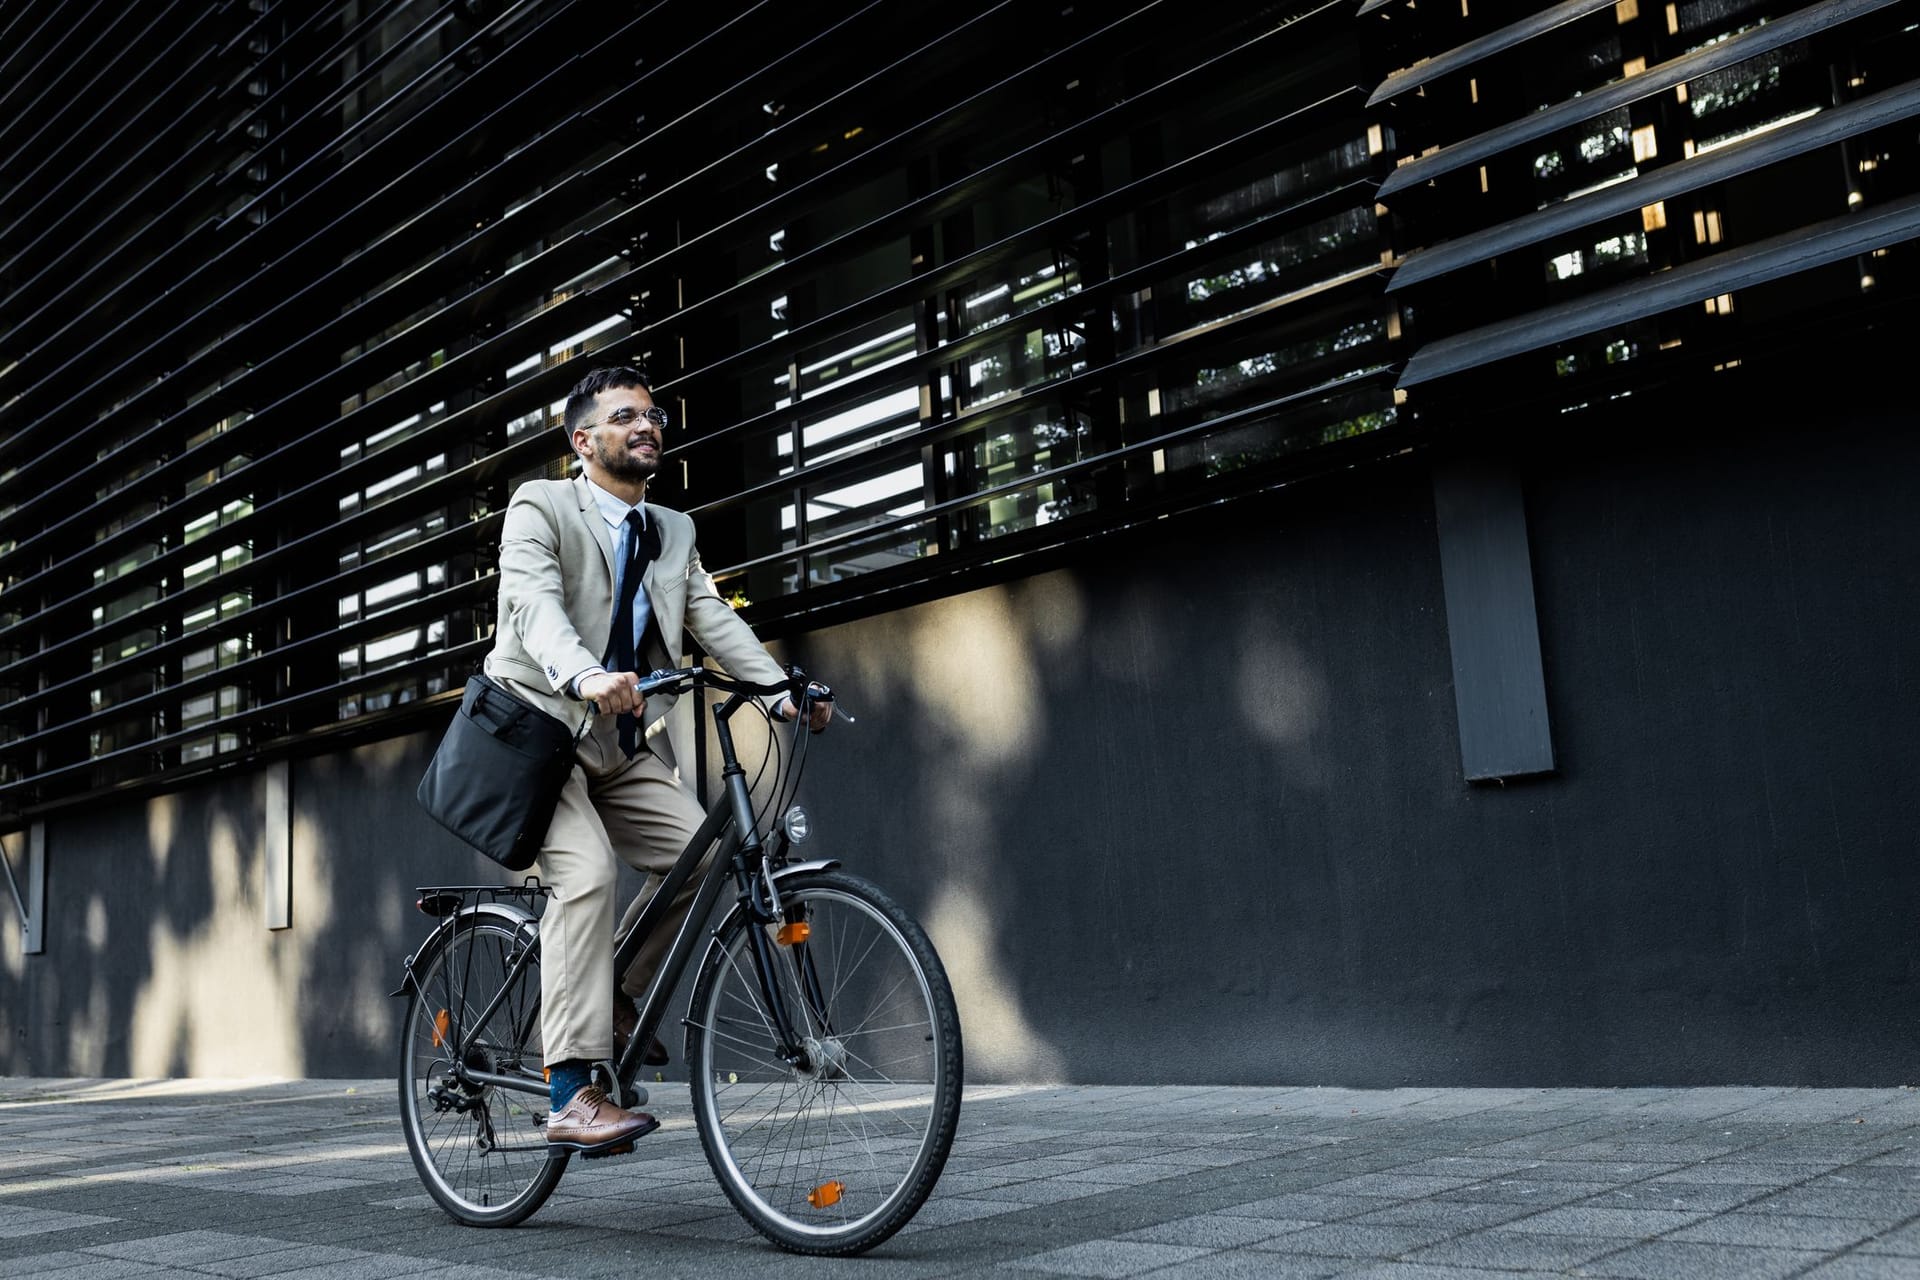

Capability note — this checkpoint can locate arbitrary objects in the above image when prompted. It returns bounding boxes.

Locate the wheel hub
[794,1035,848,1082]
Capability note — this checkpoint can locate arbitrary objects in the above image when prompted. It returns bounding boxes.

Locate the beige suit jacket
[482,474,786,773]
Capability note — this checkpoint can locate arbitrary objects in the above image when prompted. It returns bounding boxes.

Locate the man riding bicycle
[482,364,832,1153]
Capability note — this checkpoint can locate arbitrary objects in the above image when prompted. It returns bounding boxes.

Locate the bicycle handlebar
[634,665,801,698]
[584,663,852,724]
[635,664,854,723]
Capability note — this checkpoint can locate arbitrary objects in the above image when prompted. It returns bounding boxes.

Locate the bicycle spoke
[829,1015,934,1041]
[825,1075,934,1137]
[706,1015,797,1059]
[690,874,959,1254]
[400,918,559,1226]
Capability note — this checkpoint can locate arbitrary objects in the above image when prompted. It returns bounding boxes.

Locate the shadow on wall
[287,731,504,1078]
[1,470,1426,1084]
[788,565,1346,1085]
[0,774,268,1076]
[0,505,1344,1083]
[872,577,1075,1083]
[0,728,484,1078]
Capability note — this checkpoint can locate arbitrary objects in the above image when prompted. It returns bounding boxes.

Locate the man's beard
[594,436,658,481]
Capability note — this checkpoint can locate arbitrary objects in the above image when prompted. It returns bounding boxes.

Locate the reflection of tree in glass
[1178,319,1383,410]
[1590,232,1646,266]
[1549,231,1645,284]
[1677,0,1770,35]
[961,262,1080,337]
[962,408,1100,540]
[968,352,1007,393]
[1191,139,1372,238]
[1185,208,1375,304]
[1688,45,1799,126]
[1578,125,1629,164]
[1198,405,1395,477]
[1041,330,1084,360]
[1032,418,1081,448]
[1037,478,1098,528]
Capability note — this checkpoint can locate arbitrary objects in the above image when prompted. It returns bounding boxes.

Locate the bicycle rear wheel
[686,869,963,1255]
[398,914,566,1226]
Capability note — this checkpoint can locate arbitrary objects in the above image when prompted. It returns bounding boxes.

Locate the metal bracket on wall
[1,822,46,954]
[1432,459,1557,781]
[264,759,291,931]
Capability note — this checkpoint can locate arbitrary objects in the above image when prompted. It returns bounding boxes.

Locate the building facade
[1,0,1915,1082]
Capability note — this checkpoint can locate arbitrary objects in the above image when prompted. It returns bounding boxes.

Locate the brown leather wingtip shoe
[546,1085,659,1153]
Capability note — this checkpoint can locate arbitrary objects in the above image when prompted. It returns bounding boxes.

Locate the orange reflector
[432,1009,450,1048]
[807,1180,844,1209]
[777,921,811,946]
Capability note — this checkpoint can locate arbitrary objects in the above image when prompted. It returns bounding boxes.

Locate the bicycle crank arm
[475,1142,555,1155]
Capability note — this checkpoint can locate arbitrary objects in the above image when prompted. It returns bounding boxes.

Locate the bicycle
[392,666,964,1254]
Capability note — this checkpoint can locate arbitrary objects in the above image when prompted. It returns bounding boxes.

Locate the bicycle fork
[712,702,836,1075]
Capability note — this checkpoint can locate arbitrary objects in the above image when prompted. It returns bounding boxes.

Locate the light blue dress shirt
[567,479,653,695]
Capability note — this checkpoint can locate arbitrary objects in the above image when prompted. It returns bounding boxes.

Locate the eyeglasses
[593,405,670,430]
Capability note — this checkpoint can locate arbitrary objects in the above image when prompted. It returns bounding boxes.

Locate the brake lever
[638,667,689,696]
[796,680,855,726]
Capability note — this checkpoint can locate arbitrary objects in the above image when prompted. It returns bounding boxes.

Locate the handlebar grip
[624,665,848,712]
[636,667,695,695]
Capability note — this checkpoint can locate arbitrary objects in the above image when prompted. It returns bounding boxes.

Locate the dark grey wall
[5,398,1916,1084]
[1,768,273,1078]
[779,400,1920,1086]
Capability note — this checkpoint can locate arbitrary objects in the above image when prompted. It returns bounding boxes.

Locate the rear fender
[390,900,540,999]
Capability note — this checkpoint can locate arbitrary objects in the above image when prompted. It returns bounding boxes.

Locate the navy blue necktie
[607,510,658,757]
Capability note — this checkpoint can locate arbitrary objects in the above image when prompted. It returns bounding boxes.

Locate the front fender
[390,899,541,999]
[692,858,843,983]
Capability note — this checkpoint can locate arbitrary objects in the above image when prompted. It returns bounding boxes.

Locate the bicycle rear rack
[399,878,552,1106]
[392,879,547,1001]
[413,878,551,919]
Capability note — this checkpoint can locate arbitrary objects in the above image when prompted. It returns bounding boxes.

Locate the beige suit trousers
[535,714,712,1064]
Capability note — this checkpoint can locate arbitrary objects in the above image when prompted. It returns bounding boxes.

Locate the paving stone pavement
[3,1079,1920,1278]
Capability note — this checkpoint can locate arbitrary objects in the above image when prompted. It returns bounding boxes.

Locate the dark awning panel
[1376,0,1903,199]
[1367,0,1618,107]
[1390,77,1920,289]
[1397,190,1920,386]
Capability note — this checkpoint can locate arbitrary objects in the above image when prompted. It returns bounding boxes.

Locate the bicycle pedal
[581,1141,634,1160]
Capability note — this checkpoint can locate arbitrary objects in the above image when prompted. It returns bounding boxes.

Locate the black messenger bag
[417,674,586,870]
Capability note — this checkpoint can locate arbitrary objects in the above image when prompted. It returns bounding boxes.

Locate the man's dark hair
[562,365,652,443]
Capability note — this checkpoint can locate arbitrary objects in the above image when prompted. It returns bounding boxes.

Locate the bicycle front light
[780,805,812,844]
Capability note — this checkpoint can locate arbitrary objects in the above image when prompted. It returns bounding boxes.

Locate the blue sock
[548,1059,592,1109]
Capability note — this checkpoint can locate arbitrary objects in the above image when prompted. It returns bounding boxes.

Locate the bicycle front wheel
[687,868,963,1255]
[398,915,566,1227]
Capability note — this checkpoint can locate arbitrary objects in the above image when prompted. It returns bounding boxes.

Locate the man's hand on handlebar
[611,665,843,731]
[781,682,834,734]
[580,670,645,717]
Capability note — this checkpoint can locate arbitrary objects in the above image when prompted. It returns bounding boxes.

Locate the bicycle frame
[610,685,836,1097]
[433,678,825,1107]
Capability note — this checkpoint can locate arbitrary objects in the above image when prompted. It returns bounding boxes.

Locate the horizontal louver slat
[1397,191,1920,385]
[1390,77,1920,288]
[1374,0,1901,198]
[0,0,1406,818]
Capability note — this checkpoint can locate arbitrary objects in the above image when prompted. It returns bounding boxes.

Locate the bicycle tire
[686,868,963,1255]
[398,915,567,1226]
